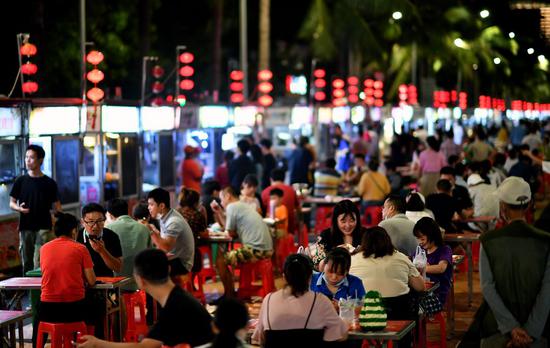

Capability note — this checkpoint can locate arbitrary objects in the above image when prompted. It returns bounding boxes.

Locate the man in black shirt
[78,249,214,348]
[228,139,256,191]
[426,179,458,232]
[260,138,277,190]
[10,144,61,274]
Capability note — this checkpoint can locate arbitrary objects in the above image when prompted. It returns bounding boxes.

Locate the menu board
[54,138,80,204]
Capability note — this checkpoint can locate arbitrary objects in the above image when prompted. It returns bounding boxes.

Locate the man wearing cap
[467,173,498,219]
[478,177,550,347]
[179,145,203,192]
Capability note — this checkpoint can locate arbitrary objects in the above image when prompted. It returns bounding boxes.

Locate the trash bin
[25,268,41,331]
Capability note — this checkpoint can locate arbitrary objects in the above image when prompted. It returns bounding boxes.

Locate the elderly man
[379,195,418,257]
[479,177,550,347]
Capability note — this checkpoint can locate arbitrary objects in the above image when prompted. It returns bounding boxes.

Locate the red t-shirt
[180,159,204,192]
[40,237,94,302]
[261,184,299,234]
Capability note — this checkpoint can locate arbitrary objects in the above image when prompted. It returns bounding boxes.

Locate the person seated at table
[201,179,222,226]
[210,187,273,297]
[77,203,123,338]
[311,247,365,303]
[240,174,263,215]
[78,249,214,348]
[252,254,348,346]
[379,195,418,258]
[177,187,209,273]
[205,298,250,348]
[106,198,151,292]
[357,159,391,208]
[413,217,453,306]
[405,192,434,224]
[425,179,459,232]
[318,199,366,254]
[314,158,343,197]
[349,226,425,320]
[268,188,288,238]
[37,212,96,344]
[147,188,195,279]
[343,154,367,188]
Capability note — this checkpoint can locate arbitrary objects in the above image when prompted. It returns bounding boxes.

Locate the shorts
[224,245,273,267]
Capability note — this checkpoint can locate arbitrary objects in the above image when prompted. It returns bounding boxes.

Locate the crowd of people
[7,116,550,348]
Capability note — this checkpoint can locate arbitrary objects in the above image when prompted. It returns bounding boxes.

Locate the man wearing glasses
[77,203,123,339]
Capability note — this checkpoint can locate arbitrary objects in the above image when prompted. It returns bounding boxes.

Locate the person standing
[260,138,277,190]
[229,139,256,191]
[477,177,550,347]
[10,145,61,274]
[180,145,204,192]
[418,136,447,197]
[288,136,314,185]
[106,198,151,291]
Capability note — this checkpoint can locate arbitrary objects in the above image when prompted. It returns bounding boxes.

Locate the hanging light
[86,87,104,102]
[20,43,37,57]
[22,81,38,94]
[152,65,165,79]
[86,51,104,65]
[152,81,165,94]
[86,69,104,84]
[21,62,38,75]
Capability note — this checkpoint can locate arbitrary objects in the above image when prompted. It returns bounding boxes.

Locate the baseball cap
[467,174,485,186]
[184,145,198,155]
[496,176,531,205]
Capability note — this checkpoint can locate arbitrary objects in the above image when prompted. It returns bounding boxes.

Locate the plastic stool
[426,312,447,348]
[36,321,87,348]
[363,206,383,227]
[238,258,275,299]
[188,273,207,304]
[471,240,480,266]
[123,291,149,342]
[314,207,333,234]
[198,245,217,281]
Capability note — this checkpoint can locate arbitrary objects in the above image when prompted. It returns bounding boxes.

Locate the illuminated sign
[290,106,313,128]
[233,106,260,127]
[198,106,230,128]
[101,106,139,133]
[30,107,80,135]
[351,106,365,124]
[0,108,22,137]
[318,107,332,124]
[141,107,176,131]
[332,106,350,123]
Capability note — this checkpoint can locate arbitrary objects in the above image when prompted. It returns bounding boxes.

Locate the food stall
[0,100,27,271]
[141,106,177,194]
[29,102,82,217]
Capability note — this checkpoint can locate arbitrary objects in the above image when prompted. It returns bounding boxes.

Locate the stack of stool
[123,291,149,342]
[237,258,275,299]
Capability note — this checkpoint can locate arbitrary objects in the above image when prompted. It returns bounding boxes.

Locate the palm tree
[259,0,271,70]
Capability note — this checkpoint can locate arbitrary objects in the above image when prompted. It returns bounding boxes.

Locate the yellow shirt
[357,171,391,202]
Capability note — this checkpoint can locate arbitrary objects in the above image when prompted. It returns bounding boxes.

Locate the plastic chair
[36,321,87,348]
[198,245,217,281]
[314,206,333,234]
[363,206,383,227]
[237,258,275,299]
[123,291,149,342]
[426,312,447,348]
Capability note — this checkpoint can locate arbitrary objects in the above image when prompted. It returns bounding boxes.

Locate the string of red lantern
[20,41,39,95]
[86,50,104,103]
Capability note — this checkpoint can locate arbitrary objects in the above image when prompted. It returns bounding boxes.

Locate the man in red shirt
[261,168,301,234]
[180,145,204,192]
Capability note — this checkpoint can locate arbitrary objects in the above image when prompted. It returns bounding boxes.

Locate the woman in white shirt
[350,226,425,320]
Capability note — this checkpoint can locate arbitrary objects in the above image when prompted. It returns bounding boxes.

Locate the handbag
[419,292,443,315]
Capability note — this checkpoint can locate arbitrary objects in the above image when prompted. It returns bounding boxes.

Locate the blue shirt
[310,272,366,301]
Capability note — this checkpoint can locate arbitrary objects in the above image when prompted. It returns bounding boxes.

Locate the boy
[239,174,262,214]
[270,188,290,270]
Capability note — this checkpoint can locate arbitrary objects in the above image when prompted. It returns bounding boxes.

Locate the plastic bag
[413,245,427,279]
[297,243,326,271]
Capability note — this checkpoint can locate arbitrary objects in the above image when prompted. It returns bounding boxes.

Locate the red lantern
[230,93,245,103]
[314,79,326,88]
[86,69,104,84]
[258,70,273,81]
[22,81,38,94]
[20,43,37,57]
[364,79,374,88]
[313,69,326,79]
[179,79,194,90]
[314,91,326,101]
[332,79,345,89]
[373,80,383,90]
[21,62,38,75]
[348,86,359,94]
[258,94,273,107]
[230,70,244,81]
[179,52,194,64]
[179,66,194,77]
[348,94,359,104]
[151,97,164,107]
[332,89,346,99]
[86,87,104,102]
[347,76,359,85]
[230,82,244,92]
[152,81,164,94]
[152,65,165,79]
[166,95,174,103]
[86,51,104,65]
[258,82,273,94]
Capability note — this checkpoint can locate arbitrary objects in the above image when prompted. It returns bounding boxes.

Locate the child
[310,247,365,302]
[239,174,262,214]
[269,188,288,238]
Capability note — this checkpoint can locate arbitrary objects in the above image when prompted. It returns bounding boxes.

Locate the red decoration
[348,94,359,103]
[314,91,326,101]
[258,94,273,106]
[373,80,383,90]
[166,95,174,103]
[21,62,38,75]
[179,52,194,64]
[86,87,104,102]
[86,51,104,65]
[348,86,359,94]
[230,82,244,92]
[179,79,194,90]
[258,82,273,94]
[230,70,244,81]
[314,79,326,88]
[152,65,165,79]
[20,43,37,57]
[313,69,326,79]
[22,81,38,94]
[332,89,346,98]
[258,70,273,81]
[347,76,359,85]
[86,69,104,84]
[230,93,245,103]
[151,97,164,107]
[152,81,164,94]
[332,79,345,89]
[364,79,374,88]
[179,66,194,77]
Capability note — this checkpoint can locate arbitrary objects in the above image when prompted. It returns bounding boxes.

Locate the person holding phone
[10,144,62,274]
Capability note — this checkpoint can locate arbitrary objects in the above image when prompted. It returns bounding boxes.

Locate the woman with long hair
[318,199,366,253]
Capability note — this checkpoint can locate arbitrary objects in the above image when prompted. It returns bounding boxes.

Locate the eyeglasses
[83,219,105,227]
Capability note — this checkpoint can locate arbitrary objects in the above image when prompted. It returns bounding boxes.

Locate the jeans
[19,229,55,274]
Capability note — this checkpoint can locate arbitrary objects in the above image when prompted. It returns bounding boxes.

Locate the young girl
[239,174,263,215]
[413,217,453,305]
[310,247,365,302]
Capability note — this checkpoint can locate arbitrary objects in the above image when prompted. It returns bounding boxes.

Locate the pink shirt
[418,149,446,174]
[252,289,348,344]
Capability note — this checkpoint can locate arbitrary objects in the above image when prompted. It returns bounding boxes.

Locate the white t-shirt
[349,251,420,298]
[543,161,550,174]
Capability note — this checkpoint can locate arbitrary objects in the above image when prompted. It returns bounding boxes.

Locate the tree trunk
[212,0,224,101]
[258,0,270,70]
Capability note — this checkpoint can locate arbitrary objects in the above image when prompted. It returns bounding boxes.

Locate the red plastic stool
[314,207,333,234]
[188,273,207,304]
[363,206,383,227]
[123,291,148,342]
[36,321,87,348]
[238,258,275,299]
[198,245,217,281]
[471,240,480,266]
[426,312,447,348]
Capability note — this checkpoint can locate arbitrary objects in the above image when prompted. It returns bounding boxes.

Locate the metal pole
[240,0,249,101]
[141,56,158,106]
[309,58,317,106]
[175,45,186,99]
[16,34,28,98]
[80,0,86,101]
